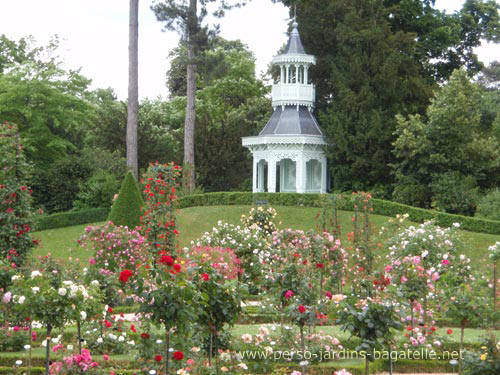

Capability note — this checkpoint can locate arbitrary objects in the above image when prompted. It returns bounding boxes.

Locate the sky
[0,0,498,100]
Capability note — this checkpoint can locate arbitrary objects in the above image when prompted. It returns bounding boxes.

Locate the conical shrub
[107,172,144,228]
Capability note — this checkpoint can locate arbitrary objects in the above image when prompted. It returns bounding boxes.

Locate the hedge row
[34,208,110,231]
[178,192,500,235]
[33,192,500,235]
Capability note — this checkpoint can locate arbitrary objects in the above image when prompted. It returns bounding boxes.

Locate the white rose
[58,288,67,296]
[12,275,21,281]
[97,337,103,344]
[118,336,125,342]
[18,296,26,304]
[32,287,40,294]
[91,280,99,287]
[80,311,87,320]
[31,270,42,279]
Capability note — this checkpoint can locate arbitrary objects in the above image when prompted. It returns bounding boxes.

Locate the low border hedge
[34,192,500,235]
[34,208,110,231]
[178,192,500,235]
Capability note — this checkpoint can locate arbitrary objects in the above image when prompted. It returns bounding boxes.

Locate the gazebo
[242,21,327,193]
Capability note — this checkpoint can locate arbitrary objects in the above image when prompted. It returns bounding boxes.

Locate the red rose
[325,291,333,300]
[201,273,210,281]
[406,326,412,331]
[172,351,184,360]
[447,329,453,335]
[130,324,137,333]
[141,333,150,339]
[155,355,163,362]
[119,269,133,283]
[431,326,436,332]
[315,263,324,269]
[298,305,306,313]
[105,321,112,328]
[160,255,174,266]
[173,264,181,272]
[108,307,113,313]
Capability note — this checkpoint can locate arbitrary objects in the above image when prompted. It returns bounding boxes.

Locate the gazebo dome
[242,20,328,194]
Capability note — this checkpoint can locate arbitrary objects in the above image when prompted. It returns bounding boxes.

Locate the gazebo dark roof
[259,106,322,136]
[284,21,305,54]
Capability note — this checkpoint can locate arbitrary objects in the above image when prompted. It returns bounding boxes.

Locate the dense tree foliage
[278,0,500,193]
[0,36,93,167]
[392,69,500,213]
[167,37,271,191]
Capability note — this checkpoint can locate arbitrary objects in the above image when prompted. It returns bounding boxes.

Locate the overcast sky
[0,0,498,100]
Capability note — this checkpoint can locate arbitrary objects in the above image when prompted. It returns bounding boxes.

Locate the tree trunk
[165,329,170,375]
[45,324,52,375]
[494,263,497,312]
[127,0,139,178]
[184,0,197,193]
[300,324,306,375]
[459,320,465,375]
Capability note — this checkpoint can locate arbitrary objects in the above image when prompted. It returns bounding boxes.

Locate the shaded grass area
[33,206,500,271]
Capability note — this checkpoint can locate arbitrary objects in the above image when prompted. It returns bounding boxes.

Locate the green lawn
[34,205,500,271]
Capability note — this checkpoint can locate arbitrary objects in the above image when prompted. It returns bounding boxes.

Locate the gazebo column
[258,160,265,192]
[296,156,306,193]
[252,158,258,192]
[267,157,277,193]
[321,156,327,193]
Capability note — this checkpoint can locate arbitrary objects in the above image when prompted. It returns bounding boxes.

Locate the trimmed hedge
[107,172,144,228]
[34,208,110,231]
[178,192,500,235]
[34,191,500,235]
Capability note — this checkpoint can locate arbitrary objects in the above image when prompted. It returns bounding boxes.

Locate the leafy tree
[127,0,139,178]
[277,0,500,191]
[151,0,248,193]
[392,69,500,210]
[167,37,271,191]
[88,89,182,170]
[0,36,94,167]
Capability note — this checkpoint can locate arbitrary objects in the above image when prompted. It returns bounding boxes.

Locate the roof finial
[292,3,298,29]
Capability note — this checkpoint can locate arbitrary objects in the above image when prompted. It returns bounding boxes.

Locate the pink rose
[400,276,408,284]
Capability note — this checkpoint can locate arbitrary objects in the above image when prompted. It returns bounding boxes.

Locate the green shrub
[430,171,478,216]
[74,170,121,210]
[107,172,143,228]
[30,155,92,214]
[392,177,430,208]
[34,208,109,231]
[476,188,500,221]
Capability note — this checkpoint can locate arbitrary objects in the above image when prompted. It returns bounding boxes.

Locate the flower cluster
[79,222,148,276]
[193,220,271,285]
[49,349,100,374]
[240,205,278,235]
[188,246,243,280]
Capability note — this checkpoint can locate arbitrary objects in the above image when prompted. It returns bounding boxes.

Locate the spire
[284,21,305,54]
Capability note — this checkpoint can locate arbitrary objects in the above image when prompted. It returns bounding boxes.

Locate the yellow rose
[480,353,487,361]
